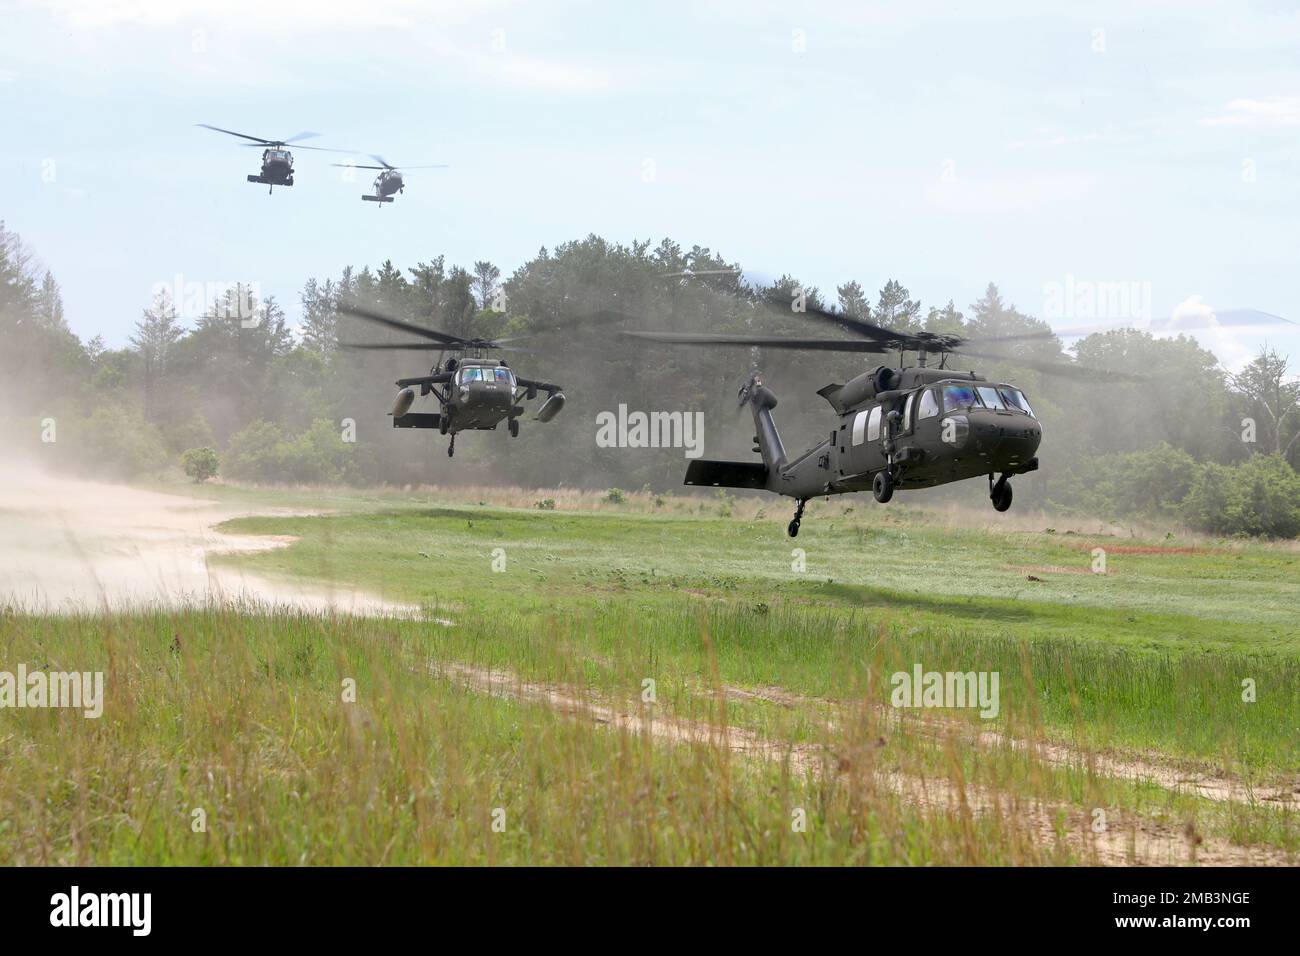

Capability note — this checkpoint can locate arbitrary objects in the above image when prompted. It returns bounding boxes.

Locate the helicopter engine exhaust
[535,392,566,423]
[391,388,416,418]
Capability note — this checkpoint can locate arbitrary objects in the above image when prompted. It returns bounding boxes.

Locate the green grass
[209,492,1300,772]
[2,608,1091,866]
[5,483,1297,864]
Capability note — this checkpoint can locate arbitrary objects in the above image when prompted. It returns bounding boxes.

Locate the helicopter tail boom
[684,459,769,489]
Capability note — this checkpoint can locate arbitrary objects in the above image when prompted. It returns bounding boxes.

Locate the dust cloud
[0,461,413,616]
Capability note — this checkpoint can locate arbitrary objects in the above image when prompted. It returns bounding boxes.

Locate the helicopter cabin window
[866,406,882,442]
[494,368,514,384]
[851,409,867,445]
[459,368,484,383]
[976,386,1006,410]
[942,385,977,413]
[902,392,915,431]
[917,388,940,420]
[998,387,1036,418]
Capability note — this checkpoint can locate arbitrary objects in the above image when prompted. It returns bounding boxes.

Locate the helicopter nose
[969,410,1041,470]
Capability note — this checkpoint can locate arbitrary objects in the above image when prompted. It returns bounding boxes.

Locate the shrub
[181,447,219,483]
[224,421,286,483]
[1183,455,1300,538]
[225,419,358,485]
[75,405,169,479]
[605,487,626,504]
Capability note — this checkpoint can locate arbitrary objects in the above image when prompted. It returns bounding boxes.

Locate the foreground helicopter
[197,124,345,193]
[337,304,567,457]
[332,155,449,205]
[627,298,1141,536]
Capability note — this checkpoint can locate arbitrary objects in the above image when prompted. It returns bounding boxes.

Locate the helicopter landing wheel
[447,435,456,458]
[509,418,519,438]
[873,470,894,504]
[787,498,806,538]
[991,477,1012,512]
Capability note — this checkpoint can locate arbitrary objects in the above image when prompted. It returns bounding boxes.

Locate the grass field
[2,481,1298,865]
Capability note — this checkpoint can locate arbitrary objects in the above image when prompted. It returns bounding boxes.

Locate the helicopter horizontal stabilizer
[683,459,769,490]
[362,195,394,203]
[393,413,443,429]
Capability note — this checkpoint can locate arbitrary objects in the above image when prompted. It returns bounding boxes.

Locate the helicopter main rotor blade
[339,342,446,351]
[624,330,893,353]
[331,163,388,170]
[288,143,354,153]
[341,340,531,353]
[197,123,272,145]
[950,347,1149,382]
[1044,307,1297,339]
[759,293,906,346]
[371,155,395,169]
[283,131,321,144]
[336,304,469,347]
[662,268,743,278]
[495,309,642,343]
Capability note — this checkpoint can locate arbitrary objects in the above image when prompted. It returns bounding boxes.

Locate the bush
[1049,444,1300,538]
[224,419,357,485]
[224,421,286,483]
[1054,442,1198,520]
[605,487,626,504]
[181,447,219,483]
[535,498,556,510]
[74,406,170,479]
[1183,455,1300,538]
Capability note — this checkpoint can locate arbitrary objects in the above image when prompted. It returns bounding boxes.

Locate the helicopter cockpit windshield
[936,383,1036,418]
[941,385,978,413]
[458,366,515,385]
[996,386,1035,418]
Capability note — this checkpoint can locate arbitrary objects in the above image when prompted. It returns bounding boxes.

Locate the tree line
[2,220,1298,536]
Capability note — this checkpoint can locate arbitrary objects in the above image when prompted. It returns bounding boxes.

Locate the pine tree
[472,260,501,310]
[836,280,871,320]
[35,270,67,331]
[130,291,183,422]
[875,279,921,333]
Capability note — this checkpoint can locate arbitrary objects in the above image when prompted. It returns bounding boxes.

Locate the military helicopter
[336,304,567,457]
[197,124,345,193]
[626,296,1143,536]
[331,155,449,205]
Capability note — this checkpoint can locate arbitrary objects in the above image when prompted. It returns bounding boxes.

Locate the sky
[2,0,1298,367]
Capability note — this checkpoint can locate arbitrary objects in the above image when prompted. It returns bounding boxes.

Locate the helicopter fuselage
[686,365,1041,511]
[248,148,295,187]
[391,359,519,433]
[375,169,404,197]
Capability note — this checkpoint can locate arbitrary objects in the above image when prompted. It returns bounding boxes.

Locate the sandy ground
[0,463,414,615]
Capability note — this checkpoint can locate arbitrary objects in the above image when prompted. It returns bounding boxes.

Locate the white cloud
[1167,294,1254,369]
[1200,97,1300,128]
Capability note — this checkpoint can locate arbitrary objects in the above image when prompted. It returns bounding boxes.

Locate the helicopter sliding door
[842,404,887,476]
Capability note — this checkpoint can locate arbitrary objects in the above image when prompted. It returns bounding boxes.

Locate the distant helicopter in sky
[197,123,348,194]
[333,155,449,205]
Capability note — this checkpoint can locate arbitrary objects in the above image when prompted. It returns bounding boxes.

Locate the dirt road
[0,463,411,615]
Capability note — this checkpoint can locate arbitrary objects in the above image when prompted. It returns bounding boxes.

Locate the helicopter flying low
[197,123,346,193]
[626,297,1142,537]
[337,304,567,457]
[332,155,450,205]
